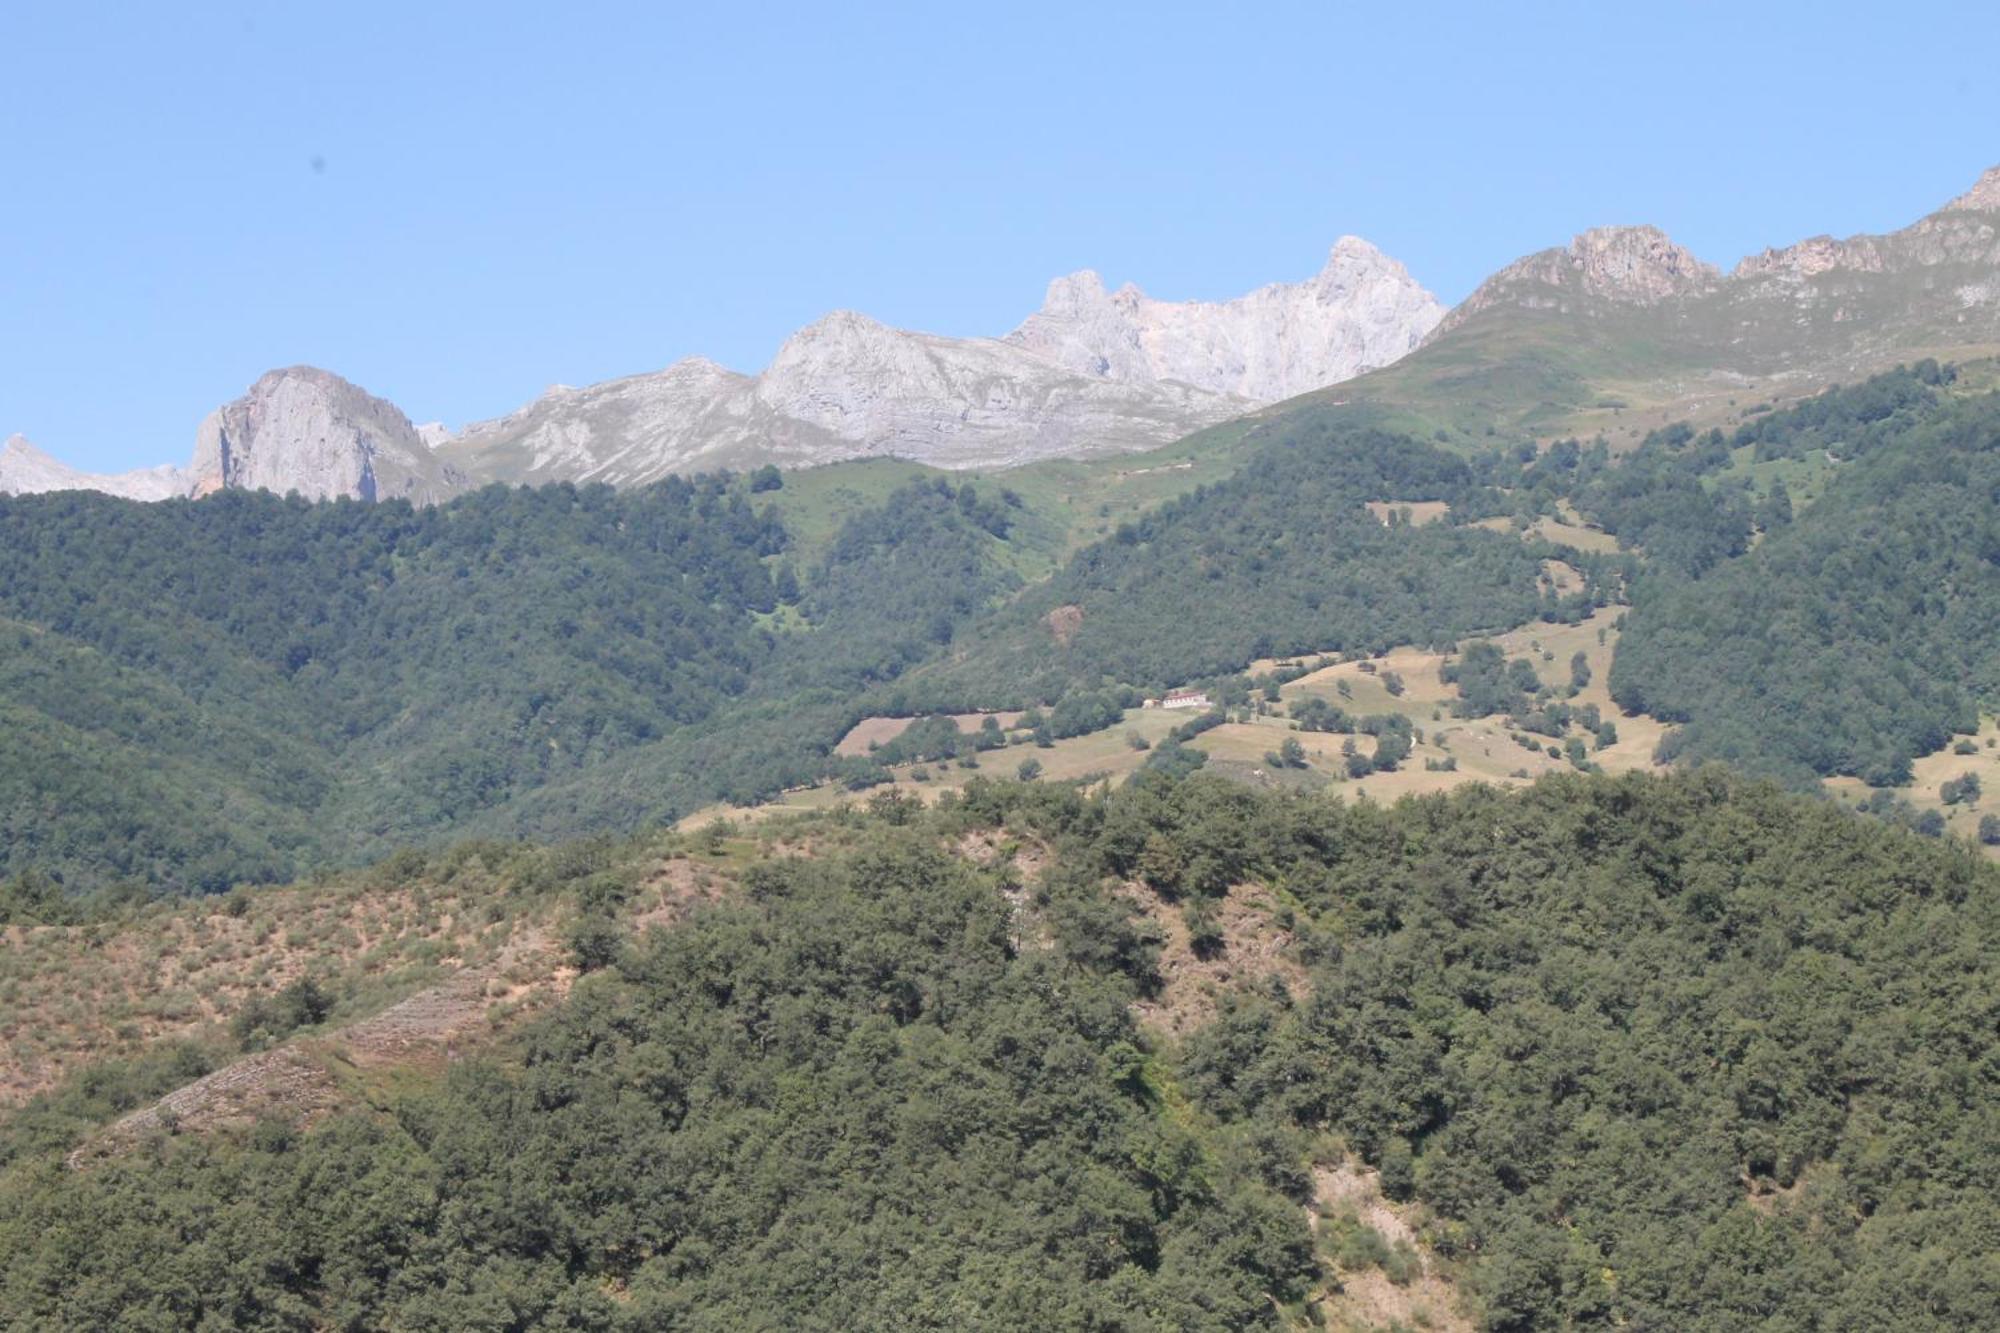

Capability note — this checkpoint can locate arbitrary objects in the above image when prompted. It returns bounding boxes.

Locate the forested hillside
[10,363,2000,899]
[924,410,1612,702]
[0,476,1021,893]
[3,771,1995,1329]
[1608,366,2000,784]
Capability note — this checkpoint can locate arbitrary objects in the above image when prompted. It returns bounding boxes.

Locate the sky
[5,1,1999,473]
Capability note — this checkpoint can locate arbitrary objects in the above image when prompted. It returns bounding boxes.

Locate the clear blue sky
[5,1,1998,472]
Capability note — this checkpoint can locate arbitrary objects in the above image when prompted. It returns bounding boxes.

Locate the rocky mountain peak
[1039,270,1113,317]
[17,237,1444,500]
[1439,225,1719,336]
[1557,226,1721,301]
[190,366,461,503]
[1008,239,1443,401]
[1731,233,1885,282]
[1,433,189,501]
[1946,165,2000,214]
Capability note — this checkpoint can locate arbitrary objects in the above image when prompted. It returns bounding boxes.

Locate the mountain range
[13,168,2000,503]
[2,237,1443,502]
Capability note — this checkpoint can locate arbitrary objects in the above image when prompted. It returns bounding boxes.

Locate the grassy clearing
[1827,714,2000,857]
[1474,512,1623,554]
[1363,499,1452,526]
[704,605,1676,827]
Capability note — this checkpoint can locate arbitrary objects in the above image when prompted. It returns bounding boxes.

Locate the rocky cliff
[1434,165,2000,358]
[1436,225,1722,334]
[189,367,464,504]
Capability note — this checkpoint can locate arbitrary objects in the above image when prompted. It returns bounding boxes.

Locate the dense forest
[3,770,1995,1329]
[0,476,1023,893]
[1609,368,2000,784]
[0,412,1619,898]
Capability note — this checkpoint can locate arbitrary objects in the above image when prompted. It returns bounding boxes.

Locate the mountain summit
[1329,164,2000,444]
[1006,235,1443,401]
[1436,225,1720,335]
[190,367,463,504]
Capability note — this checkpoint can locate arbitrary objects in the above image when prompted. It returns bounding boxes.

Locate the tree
[566,912,625,971]
[1942,773,1982,806]
[1570,651,1592,692]
[1979,813,2000,845]
[1017,758,1043,781]
[749,464,784,492]
[1760,477,1793,529]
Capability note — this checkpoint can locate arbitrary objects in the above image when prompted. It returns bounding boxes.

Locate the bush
[565,913,625,972]
[230,976,334,1050]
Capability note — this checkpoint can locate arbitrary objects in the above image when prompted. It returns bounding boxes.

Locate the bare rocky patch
[1046,603,1085,646]
[1122,881,1307,1038]
[1305,1160,1473,1333]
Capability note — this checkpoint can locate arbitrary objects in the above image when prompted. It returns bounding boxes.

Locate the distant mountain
[1299,165,2000,446]
[2,239,1442,501]
[188,366,464,504]
[436,236,1443,486]
[1,370,464,506]
[0,434,186,501]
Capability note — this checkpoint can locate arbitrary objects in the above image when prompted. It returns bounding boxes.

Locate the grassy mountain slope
[1240,176,2000,455]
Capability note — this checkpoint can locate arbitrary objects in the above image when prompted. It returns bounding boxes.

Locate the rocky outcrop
[189,367,465,503]
[1946,165,2000,214]
[1432,164,2000,360]
[1006,236,1444,400]
[438,357,762,486]
[1438,225,1720,334]
[0,434,187,501]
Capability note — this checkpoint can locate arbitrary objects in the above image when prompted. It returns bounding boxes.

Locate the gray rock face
[1008,236,1444,400]
[25,165,2000,504]
[441,238,1443,485]
[0,434,187,501]
[9,239,1440,501]
[189,367,464,503]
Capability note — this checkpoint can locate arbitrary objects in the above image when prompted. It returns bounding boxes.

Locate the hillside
[1264,166,2000,452]
[3,771,1996,1328]
[0,475,1031,892]
[1609,366,2000,786]
[915,407,1612,703]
